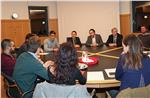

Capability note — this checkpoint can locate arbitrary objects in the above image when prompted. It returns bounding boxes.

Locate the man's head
[71,31,77,38]
[27,36,41,53]
[111,27,118,36]
[141,25,148,34]
[1,39,15,53]
[49,31,56,40]
[89,29,95,38]
[25,33,36,42]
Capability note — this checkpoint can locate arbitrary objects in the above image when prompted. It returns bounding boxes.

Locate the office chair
[1,72,33,98]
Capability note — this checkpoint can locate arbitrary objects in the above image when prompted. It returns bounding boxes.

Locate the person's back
[13,37,52,98]
[116,84,150,98]
[33,81,91,98]
[111,34,150,98]
[116,55,150,90]
[33,43,89,98]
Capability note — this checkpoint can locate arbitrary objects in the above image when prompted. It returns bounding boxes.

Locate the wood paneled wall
[1,20,30,47]
[120,14,131,37]
[1,19,58,47]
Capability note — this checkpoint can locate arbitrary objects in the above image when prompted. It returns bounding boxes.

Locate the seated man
[1,39,16,76]
[44,31,59,52]
[17,33,36,57]
[86,29,103,47]
[138,25,150,48]
[13,37,53,98]
[67,31,82,48]
[106,27,123,47]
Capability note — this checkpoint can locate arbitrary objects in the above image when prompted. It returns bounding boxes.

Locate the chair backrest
[33,81,92,98]
[1,72,24,98]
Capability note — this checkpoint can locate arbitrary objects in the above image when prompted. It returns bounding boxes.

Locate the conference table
[41,45,123,89]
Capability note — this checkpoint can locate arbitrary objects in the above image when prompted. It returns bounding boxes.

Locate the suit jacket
[86,34,103,47]
[106,33,123,47]
[138,34,150,48]
[13,52,49,94]
[67,37,82,47]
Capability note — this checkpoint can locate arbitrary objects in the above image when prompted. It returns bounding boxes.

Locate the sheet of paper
[87,71,104,81]
[104,68,116,78]
[39,52,49,55]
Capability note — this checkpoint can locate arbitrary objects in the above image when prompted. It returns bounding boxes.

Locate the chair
[1,72,33,98]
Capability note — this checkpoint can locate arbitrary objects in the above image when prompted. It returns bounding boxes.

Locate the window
[132,1,150,32]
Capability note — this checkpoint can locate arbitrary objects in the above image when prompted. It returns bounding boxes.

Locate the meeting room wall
[119,1,132,37]
[57,2,120,43]
[1,1,132,46]
[1,1,58,47]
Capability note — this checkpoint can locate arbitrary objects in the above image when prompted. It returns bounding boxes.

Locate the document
[104,68,116,78]
[39,52,49,55]
[87,71,104,81]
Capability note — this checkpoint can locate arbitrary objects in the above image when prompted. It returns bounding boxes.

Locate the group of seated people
[43,27,123,53]
[1,25,150,98]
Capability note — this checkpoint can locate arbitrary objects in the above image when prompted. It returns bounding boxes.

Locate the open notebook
[87,71,104,81]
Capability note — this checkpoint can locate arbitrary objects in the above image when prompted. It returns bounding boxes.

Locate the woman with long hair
[109,34,150,98]
[48,42,86,85]
[115,34,150,92]
[33,43,91,98]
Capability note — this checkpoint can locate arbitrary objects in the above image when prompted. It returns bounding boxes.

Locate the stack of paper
[87,71,104,81]
[104,68,116,78]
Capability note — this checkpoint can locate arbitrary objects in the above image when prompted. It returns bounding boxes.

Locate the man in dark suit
[138,25,150,48]
[106,27,123,47]
[86,29,103,47]
[67,31,82,48]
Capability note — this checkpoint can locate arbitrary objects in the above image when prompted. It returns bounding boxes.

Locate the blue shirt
[115,54,150,91]
[44,38,59,52]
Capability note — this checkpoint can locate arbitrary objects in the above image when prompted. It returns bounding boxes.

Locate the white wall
[57,2,120,43]
[1,1,57,19]
[2,1,123,44]
[119,1,131,15]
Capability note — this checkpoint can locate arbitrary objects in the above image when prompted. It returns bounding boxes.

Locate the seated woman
[33,43,91,98]
[1,39,16,76]
[109,34,150,98]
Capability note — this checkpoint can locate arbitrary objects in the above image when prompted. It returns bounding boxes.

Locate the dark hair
[1,39,12,50]
[49,31,56,35]
[27,36,41,53]
[123,34,143,69]
[52,43,78,84]
[25,33,36,40]
[72,31,77,34]
[89,29,95,33]
[141,25,147,29]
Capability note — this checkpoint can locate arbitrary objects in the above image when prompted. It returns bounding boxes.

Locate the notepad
[87,71,104,81]
[105,68,116,78]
